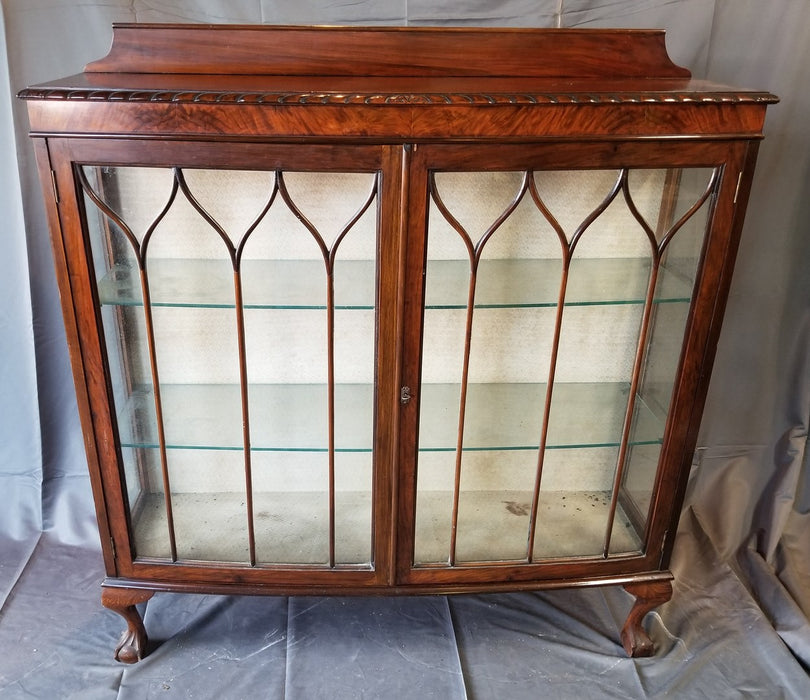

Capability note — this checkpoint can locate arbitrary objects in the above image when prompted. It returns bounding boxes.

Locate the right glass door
[408,150,720,568]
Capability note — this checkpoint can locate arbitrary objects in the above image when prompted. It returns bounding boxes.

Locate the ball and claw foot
[101,587,155,663]
[621,579,673,657]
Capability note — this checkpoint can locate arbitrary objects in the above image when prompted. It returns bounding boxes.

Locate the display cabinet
[20,24,776,662]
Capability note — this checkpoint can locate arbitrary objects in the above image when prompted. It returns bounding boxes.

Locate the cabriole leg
[101,587,155,663]
[621,579,673,657]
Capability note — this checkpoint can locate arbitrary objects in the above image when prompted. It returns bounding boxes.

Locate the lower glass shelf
[133,490,373,565]
[117,382,665,452]
[415,489,643,563]
[130,488,642,566]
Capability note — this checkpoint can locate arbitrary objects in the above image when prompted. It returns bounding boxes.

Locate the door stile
[374,145,406,584]
[45,138,136,575]
[395,144,432,583]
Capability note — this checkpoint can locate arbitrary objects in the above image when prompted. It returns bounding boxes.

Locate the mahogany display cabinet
[19,24,776,662]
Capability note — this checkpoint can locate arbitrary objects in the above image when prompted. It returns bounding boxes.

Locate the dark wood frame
[20,25,775,663]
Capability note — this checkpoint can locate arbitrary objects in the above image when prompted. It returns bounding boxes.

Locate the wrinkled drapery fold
[1,1,808,696]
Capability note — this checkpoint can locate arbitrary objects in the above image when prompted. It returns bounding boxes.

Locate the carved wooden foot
[621,579,673,657]
[101,587,155,663]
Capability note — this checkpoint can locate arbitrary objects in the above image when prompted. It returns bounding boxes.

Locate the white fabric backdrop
[1,0,808,664]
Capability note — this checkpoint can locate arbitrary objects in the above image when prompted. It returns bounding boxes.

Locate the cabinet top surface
[19,24,776,105]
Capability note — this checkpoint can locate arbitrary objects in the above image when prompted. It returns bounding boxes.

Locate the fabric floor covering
[1,510,808,699]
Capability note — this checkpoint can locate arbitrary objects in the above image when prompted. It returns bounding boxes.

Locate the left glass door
[78,154,382,570]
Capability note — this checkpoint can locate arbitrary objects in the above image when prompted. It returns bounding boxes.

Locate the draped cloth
[1,2,807,696]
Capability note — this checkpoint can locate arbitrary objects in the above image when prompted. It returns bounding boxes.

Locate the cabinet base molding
[100,573,675,662]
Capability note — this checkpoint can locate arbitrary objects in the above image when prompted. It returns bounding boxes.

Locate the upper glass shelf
[427,258,691,308]
[97,257,693,310]
[117,381,663,453]
[98,259,376,310]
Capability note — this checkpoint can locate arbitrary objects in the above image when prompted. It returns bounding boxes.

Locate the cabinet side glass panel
[81,165,378,567]
[82,166,164,543]
[414,167,717,567]
[616,167,717,545]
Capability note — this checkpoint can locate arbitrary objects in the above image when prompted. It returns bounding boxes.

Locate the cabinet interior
[80,160,715,568]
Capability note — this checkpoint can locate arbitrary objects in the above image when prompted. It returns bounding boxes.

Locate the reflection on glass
[617,168,714,543]
[82,165,378,566]
[415,167,717,565]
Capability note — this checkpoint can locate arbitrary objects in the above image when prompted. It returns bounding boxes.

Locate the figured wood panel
[85,25,691,79]
[24,100,771,142]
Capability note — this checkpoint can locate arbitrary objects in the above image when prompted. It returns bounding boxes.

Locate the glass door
[400,143,724,577]
[76,144,390,574]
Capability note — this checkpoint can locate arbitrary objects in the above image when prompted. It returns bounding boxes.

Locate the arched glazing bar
[78,166,182,562]
[428,171,531,566]
[82,164,379,568]
[525,169,625,563]
[277,172,379,568]
[173,168,280,566]
[425,164,719,566]
[601,167,720,558]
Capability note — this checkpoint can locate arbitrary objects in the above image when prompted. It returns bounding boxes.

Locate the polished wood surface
[21,25,774,661]
[101,587,154,663]
[621,579,674,657]
[20,26,774,142]
[83,25,692,78]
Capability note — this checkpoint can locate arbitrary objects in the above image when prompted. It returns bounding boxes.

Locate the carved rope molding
[18,87,777,105]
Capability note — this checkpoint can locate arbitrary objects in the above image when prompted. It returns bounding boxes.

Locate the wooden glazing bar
[430,171,531,566]
[425,172,477,567]
[173,166,263,565]
[656,169,683,235]
[76,165,182,562]
[449,268,478,567]
[138,269,178,562]
[274,169,378,568]
[328,178,379,567]
[83,167,153,514]
[526,262,570,562]
[326,271,337,568]
[601,169,663,557]
[233,272,256,566]
[274,172,335,567]
[525,174,571,563]
[602,261,660,557]
[233,176,277,568]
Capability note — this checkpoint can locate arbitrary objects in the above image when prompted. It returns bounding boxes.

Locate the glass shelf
[414,489,642,564]
[419,382,663,451]
[118,383,375,452]
[97,257,692,310]
[132,488,640,565]
[118,381,663,452]
[97,259,376,310]
[426,258,691,308]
